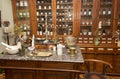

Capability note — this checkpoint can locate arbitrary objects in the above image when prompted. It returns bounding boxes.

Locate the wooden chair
[84,59,113,79]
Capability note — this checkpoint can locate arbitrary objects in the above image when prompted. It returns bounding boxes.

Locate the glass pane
[80,0,93,36]
[16,0,30,36]
[36,0,52,36]
[56,0,73,35]
[99,0,112,35]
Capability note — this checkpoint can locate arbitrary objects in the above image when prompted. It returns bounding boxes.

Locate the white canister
[57,44,63,55]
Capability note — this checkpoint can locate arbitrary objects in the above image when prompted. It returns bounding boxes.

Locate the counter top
[0,47,84,63]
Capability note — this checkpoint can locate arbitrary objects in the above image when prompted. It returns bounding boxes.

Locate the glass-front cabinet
[80,0,93,36]
[36,0,52,36]
[35,0,74,36]
[99,0,112,35]
[11,0,120,45]
[10,0,120,75]
[78,0,114,45]
[12,0,31,36]
[79,0,113,36]
[56,0,73,35]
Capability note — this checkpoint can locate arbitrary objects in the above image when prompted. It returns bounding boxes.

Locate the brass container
[69,47,76,57]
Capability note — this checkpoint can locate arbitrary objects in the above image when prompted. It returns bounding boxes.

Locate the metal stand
[6,33,9,45]
[43,14,49,44]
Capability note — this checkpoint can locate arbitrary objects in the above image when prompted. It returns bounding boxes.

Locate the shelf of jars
[36,0,52,36]
[15,0,30,36]
[98,0,112,36]
[56,0,73,35]
[80,0,93,36]
[81,0,93,8]
[78,0,114,45]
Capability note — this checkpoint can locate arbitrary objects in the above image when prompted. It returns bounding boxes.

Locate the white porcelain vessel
[64,36,77,47]
[1,42,20,54]
[5,46,19,54]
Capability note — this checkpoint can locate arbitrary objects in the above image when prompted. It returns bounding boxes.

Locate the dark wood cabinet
[11,0,120,44]
[81,46,120,74]
[11,0,120,75]
[11,70,35,79]
[11,0,31,36]
[0,60,82,79]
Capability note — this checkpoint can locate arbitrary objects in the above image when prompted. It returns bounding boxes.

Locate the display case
[78,0,94,44]
[99,0,112,35]
[11,0,120,75]
[77,0,115,45]
[80,0,93,36]
[12,0,31,36]
[12,0,119,44]
[35,0,74,36]
[56,0,73,35]
[36,0,52,36]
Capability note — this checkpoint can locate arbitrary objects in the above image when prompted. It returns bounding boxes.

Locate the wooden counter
[0,50,84,79]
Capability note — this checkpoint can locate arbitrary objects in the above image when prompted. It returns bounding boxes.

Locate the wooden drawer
[4,60,35,68]
[37,61,75,70]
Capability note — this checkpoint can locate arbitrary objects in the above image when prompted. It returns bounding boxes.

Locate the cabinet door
[36,0,53,37]
[79,0,113,36]
[11,0,31,36]
[79,0,93,36]
[13,70,34,79]
[45,72,72,79]
[35,0,77,38]
[113,54,120,73]
[56,0,74,35]
[77,0,117,45]
[77,0,95,44]
[5,69,34,79]
[98,0,113,36]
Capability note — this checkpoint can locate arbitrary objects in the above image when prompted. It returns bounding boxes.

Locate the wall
[0,0,14,52]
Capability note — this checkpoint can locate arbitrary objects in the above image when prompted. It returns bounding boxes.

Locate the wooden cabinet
[79,0,93,36]
[80,46,120,74]
[10,70,35,79]
[11,0,120,45]
[0,60,81,79]
[11,0,120,75]
[56,0,74,35]
[34,0,78,41]
[77,0,120,45]
[36,0,53,36]
[11,0,31,36]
